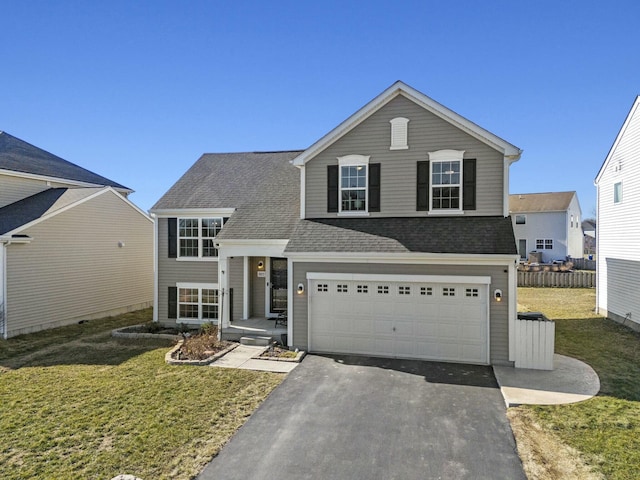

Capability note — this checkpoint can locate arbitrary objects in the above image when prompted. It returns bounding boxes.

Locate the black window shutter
[416,161,430,211]
[368,163,381,212]
[327,165,339,213]
[168,218,177,258]
[463,159,477,210]
[168,286,177,319]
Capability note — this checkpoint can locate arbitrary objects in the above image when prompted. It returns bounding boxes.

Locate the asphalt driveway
[198,355,525,480]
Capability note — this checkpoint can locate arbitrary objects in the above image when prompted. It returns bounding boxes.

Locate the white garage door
[308,275,489,364]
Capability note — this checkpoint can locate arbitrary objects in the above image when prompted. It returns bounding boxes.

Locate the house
[509,191,584,263]
[0,131,153,338]
[151,81,524,366]
[582,219,596,257]
[595,96,640,332]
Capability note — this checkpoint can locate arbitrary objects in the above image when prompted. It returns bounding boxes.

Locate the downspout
[0,241,6,339]
[150,213,159,323]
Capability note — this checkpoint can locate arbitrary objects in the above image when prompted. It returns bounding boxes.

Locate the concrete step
[240,336,273,346]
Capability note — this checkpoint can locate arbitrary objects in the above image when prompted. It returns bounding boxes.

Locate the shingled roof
[151,151,303,240]
[285,216,517,255]
[509,192,576,213]
[0,131,129,191]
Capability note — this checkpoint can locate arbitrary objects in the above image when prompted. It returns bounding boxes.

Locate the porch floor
[223,317,287,341]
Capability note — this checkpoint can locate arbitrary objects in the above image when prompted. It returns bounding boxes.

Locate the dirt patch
[507,408,604,480]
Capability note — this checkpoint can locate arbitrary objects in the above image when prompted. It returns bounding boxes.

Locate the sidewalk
[493,354,600,407]
[210,344,300,373]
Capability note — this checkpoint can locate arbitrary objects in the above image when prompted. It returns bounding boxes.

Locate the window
[178,217,224,258]
[570,215,574,228]
[377,285,389,295]
[428,150,464,211]
[420,287,433,296]
[337,155,370,213]
[317,284,328,292]
[177,284,219,322]
[398,286,411,295]
[536,239,553,250]
[390,117,409,150]
[337,284,348,293]
[443,287,456,297]
[465,288,479,297]
[357,284,369,294]
[614,182,622,204]
[515,215,526,225]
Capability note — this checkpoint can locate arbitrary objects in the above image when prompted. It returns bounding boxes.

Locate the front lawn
[0,310,284,479]
[512,288,640,480]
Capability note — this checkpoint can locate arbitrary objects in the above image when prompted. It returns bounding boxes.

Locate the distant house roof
[151,151,303,240]
[285,216,517,255]
[0,131,130,191]
[509,192,577,213]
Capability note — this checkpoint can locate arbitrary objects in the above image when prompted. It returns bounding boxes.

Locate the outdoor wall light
[494,289,503,302]
[297,283,305,295]
[257,261,264,270]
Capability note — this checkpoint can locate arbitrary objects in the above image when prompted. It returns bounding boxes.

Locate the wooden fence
[568,257,596,271]
[518,270,596,288]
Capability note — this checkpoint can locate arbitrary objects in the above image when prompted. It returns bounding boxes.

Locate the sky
[2,1,639,217]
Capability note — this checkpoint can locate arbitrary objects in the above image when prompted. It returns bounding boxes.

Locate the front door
[270,257,288,313]
[518,239,527,259]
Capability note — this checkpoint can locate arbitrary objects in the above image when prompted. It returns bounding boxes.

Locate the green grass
[0,309,284,479]
[516,288,640,479]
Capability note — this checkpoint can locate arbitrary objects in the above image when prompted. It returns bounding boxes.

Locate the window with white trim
[420,287,433,296]
[429,150,464,211]
[377,285,389,295]
[398,286,411,295]
[443,287,456,296]
[317,284,328,292]
[465,288,479,297]
[337,284,348,293]
[614,182,622,204]
[177,284,219,322]
[390,117,409,150]
[536,239,553,250]
[515,215,526,225]
[178,217,224,258]
[338,155,370,213]
[357,284,369,294]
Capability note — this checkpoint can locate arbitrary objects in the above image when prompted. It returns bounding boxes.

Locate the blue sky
[2,1,639,216]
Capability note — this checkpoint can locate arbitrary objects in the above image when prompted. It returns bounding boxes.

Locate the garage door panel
[309,278,488,364]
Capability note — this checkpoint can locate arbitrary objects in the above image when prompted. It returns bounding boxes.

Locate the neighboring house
[0,131,153,338]
[595,96,640,331]
[582,219,596,256]
[509,191,584,263]
[151,81,524,366]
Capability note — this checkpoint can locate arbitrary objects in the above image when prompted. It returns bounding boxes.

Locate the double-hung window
[338,155,370,213]
[178,217,224,258]
[177,283,219,322]
[428,150,464,212]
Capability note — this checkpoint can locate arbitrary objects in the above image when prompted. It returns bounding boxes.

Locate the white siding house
[595,96,640,331]
[509,192,584,263]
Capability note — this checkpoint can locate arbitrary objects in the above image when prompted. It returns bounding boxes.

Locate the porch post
[243,256,250,320]
[218,254,230,329]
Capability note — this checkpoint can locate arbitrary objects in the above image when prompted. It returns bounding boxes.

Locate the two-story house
[0,131,153,338]
[151,81,523,366]
[509,191,584,263]
[595,96,640,331]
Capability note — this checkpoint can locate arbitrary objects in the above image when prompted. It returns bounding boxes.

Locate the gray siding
[291,261,510,364]
[157,217,218,325]
[5,190,153,337]
[250,257,266,317]
[305,95,506,218]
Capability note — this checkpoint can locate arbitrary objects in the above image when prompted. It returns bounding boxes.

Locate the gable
[293,81,521,166]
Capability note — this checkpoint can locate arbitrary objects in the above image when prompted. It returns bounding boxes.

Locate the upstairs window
[614,182,622,204]
[430,150,464,211]
[337,155,370,213]
[390,117,409,150]
[515,215,526,224]
[178,217,225,258]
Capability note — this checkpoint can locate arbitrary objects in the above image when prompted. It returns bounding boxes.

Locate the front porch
[222,317,288,343]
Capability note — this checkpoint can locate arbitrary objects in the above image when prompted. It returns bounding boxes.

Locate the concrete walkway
[493,354,600,407]
[210,344,299,373]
